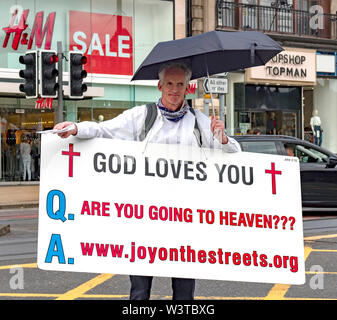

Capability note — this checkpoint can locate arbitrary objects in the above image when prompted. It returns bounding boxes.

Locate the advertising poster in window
[69,10,133,76]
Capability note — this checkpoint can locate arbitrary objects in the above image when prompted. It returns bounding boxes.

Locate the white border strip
[0,69,198,88]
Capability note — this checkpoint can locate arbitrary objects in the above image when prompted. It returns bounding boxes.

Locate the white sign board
[37,134,305,285]
[203,78,228,94]
[316,54,336,73]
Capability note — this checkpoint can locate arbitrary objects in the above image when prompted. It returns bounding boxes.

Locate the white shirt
[76,105,241,153]
[310,116,321,127]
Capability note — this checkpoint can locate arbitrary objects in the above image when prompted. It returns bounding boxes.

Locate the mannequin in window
[266,112,277,135]
[310,109,322,146]
[20,135,32,181]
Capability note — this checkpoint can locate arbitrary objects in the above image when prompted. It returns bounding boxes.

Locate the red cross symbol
[61,143,81,177]
[265,162,282,195]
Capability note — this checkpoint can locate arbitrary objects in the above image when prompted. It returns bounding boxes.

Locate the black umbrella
[131,30,283,81]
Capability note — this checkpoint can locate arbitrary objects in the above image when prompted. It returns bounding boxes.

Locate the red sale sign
[69,11,133,75]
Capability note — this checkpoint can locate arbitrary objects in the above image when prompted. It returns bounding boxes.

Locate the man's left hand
[211,115,228,144]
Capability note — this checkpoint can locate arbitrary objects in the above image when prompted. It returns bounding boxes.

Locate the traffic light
[40,50,59,98]
[19,51,38,98]
[69,52,87,99]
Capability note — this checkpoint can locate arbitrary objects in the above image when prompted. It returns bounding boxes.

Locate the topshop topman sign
[246,47,317,86]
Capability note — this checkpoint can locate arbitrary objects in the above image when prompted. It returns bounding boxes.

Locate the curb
[0,202,39,210]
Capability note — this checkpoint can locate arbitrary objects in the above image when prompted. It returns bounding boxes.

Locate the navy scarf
[157,99,190,122]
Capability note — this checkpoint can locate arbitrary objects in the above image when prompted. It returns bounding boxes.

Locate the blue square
[68,257,74,264]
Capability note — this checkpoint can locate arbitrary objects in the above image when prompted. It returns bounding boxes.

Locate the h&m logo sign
[2,5,56,51]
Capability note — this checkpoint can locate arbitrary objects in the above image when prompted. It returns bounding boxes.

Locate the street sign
[203,78,228,94]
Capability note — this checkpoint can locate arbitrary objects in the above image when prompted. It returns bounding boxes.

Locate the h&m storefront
[233,47,317,138]
[0,0,182,182]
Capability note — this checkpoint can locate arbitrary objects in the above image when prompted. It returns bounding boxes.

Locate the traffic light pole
[57,41,64,124]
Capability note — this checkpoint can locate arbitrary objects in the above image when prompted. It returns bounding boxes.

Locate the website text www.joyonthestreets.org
[80,241,299,273]
[76,201,299,273]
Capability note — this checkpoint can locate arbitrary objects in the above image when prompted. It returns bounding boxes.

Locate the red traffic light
[81,56,87,65]
[51,55,59,63]
[43,53,59,65]
[71,54,87,66]
[40,50,59,98]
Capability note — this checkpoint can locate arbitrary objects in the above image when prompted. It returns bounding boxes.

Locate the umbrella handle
[204,56,216,119]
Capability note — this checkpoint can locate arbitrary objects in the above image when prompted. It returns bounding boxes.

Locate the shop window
[1,99,53,182]
[236,110,298,137]
[234,84,301,138]
[77,107,126,123]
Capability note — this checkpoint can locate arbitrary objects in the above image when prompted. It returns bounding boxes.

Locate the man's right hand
[53,121,78,139]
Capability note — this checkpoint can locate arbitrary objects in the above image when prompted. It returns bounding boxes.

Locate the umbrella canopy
[131,30,283,81]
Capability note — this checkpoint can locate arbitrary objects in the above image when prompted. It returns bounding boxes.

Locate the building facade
[0,0,186,183]
[2,0,337,183]
[190,0,337,152]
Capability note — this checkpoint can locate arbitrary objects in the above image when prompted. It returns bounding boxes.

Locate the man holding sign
[53,62,241,300]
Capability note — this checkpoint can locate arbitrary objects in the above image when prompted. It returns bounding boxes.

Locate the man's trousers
[129,275,195,300]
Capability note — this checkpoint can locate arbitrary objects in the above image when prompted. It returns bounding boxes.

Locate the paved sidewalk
[0,184,39,209]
